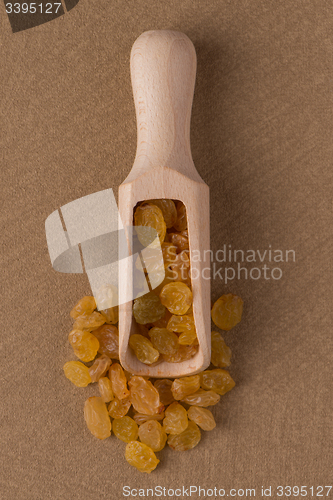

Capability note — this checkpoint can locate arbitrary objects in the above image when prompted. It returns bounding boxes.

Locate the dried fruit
[108,396,131,419]
[89,354,112,383]
[133,412,165,425]
[68,329,100,362]
[154,379,175,406]
[169,233,189,253]
[73,311,106,332]
[98,377,114,403]
[171,376,200,400]
[125,441,159,473]
[169,250,191,285]
[93,324,119,359]
[178,329,197,346]
[133,292,166,324]
[159,282,192,315]
[211,294,243,331]
[100,307,119,325]
[84,396,111,439]
[200,369,235,396]
[167,314,195,333]
[167,421,201,451]
[94,282,118,307]
[152,266,175,296]
[151,309,172,329]
[129,334,160,365]
[148,327,179,355]
[148,199,177,228]
[129,376,164,415]
[70,296,96,319]
[162,344,198,363]
[63,361,91,387]
[173,201,187,232]
[109,363,130,400]
[113,416,139,443]
[163,402,188,435]
[138,420,167,452]
[181,389,220,407]
[134,203,166,246]
[161,242,177,267]
[187,406,216,431]
[211,331,231,368]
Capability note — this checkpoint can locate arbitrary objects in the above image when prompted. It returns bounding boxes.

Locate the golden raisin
[148,327,179,356]
[133,412,165,425]
[108,396,131,419]
[171,376,200,400]
[148,199,177,228]
[181,389,220,407]
[100,306,119,325]
[152,266,175,296]
[159,282,192,315]
[169,251,191,286]
[138,420,167,452]
[94,283,118,310]
[70,296,96,319]
[63,361,91,387]
[154,379,175,406]
[167,421,201,451]
[125,441,159,473]
[133,292,166,324]
[211,294,243,331]
[129,334,160,365]
[68,329,99,362]
[200,369,235,396]
[129,376,164,415]
[72,311,106,332]
[84,396,111,440]
[211,331,231,368]
[167,314,195,333]
[162,344,198,363]
[134,203,166,246]
[98,377,114,403]
[93,324,119,359]
[109,363,130,400]
[151,309,172,329]
[187,406,216,431]
[113,416,139,443]
[169,233,189,253]
[173,201,187,232]
[88,354,112,383]
[161,242,177,267]
[178,330,197,345]
[163,402,188,435]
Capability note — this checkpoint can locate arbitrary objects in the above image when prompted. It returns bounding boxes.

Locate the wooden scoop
[118,30,211,377]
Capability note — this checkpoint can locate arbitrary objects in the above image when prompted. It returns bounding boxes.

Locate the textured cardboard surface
[0,1,332,499]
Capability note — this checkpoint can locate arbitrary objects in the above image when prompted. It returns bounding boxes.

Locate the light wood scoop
[118,30,211,377]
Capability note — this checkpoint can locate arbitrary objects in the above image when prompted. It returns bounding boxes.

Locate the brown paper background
[1,1,332,499]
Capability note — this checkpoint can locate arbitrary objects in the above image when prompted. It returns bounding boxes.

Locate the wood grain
[118,30,211,377]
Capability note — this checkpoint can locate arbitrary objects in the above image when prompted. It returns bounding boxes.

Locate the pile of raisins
[131,200,197,365]
[63,292,243,473]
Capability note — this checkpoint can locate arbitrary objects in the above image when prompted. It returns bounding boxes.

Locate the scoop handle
[130,30,200,180]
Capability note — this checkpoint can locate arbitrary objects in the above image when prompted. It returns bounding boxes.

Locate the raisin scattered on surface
[211,294,243,331]
[113,416,139,443]
[125,441,159,473]
[70,296,96,319]
[163,402,188,435]
[63,361,91,387]
[187,406,216,431]
[84,396,111,440]
[138,419,167,452]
